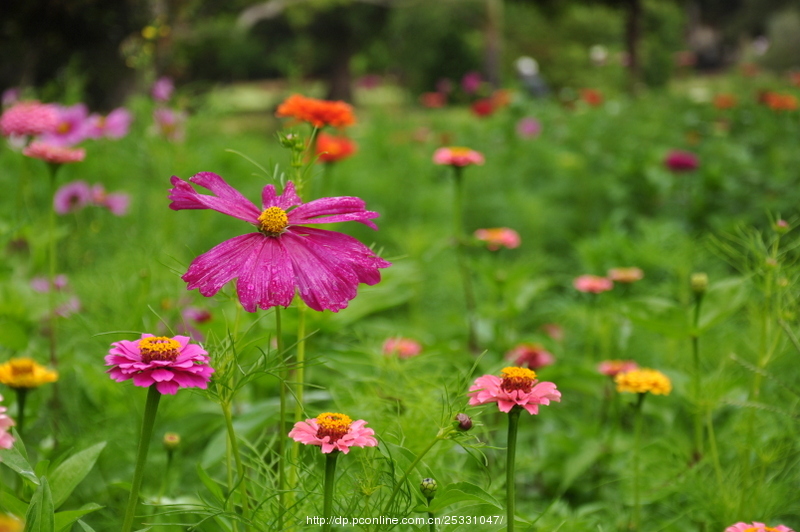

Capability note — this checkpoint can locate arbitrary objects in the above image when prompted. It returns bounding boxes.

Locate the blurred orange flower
[276,94,356,128]
[580,88,604,107]
[713,93,737,109]
[315,132,357,163]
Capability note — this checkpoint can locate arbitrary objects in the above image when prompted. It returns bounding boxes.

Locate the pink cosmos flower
[0,101,59,137]
[665,150,699,172]
[106,333,215,395]
[469,366,561,415]
[152,77,175,102]
[289,412,377,454]
[725,522,794,532]
[91,184,130,216]
[23,142,85,164]
[55,296,81,318]
[0,393,15,450]
[598,359,639,377]
[573,275,613,294]
[39,104,90,146]
[169,173,391,313]
[31,274,68,293]
[516,117,542,139]
[607,267,644,283]
[54,181,92,214]
[86,108,133,139]
[383,337,422,358]
[433,147,485,167]
[505,343,555,370]
[474,228,520,250]
[153,108,186,141]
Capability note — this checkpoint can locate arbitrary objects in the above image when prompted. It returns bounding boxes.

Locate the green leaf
[54,503,103,532]
[196,464,226,503]
[35,460,51,479]
[0,315,30,351]
[76,520,97,532]
[49,442,106,509]
[0,432,40,486]
[425,482,502,513]
[558,438,604,493]
[25,477,55,532]
[0,491,28,517]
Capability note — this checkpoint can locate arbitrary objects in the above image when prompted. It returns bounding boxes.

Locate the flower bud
[454,413,473,431]
[775,219,790,234]
[690,273,708,294]
[420,478,437,499]
[163,432,181,451]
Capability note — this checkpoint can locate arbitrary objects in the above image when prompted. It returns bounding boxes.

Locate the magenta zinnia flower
[169,173,391,313]
[664,150,699,172]
[289,412,377,454]
[0,100,58,137]
[54,180,92,214]
[106,334,214,395]
[0,393,15,450]
[725,523,794,532]
[469,366,561,415]
[152,77,175,102]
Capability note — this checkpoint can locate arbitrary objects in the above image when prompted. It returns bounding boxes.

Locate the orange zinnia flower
[713,93,737,109]
[276,94,356,128]
[580,88,604,107]
[315,132,357,163]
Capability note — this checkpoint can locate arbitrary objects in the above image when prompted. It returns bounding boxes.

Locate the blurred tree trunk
[625,0,642,92]
[326,44,354,102]
[484,0,504,89]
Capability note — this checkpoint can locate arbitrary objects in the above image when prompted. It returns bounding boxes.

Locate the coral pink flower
[0,393,15,450]
[23,142,85,164]
[54,181,92,214]
[725,523,794,532]
[152,77,175,102]
[516,117,542,139]
[419,92,447,109]
[315,132,357,163]
[0,101,59,137]
[433,147,485,167]
[505,343,555,370]
[383,337,422,359]
[573,275,613,294]
[598,359,639,377]
[474,228,520,250]
[31,274,68,293]
[469,366,561,415]
[86,108,133,139]
[39,104,90,146]
[91,184,130,216]
[289,412,377,454]
[169,173,391,313]
[106,334,214,395]
[665,150,699,172]
[608,267,644,283]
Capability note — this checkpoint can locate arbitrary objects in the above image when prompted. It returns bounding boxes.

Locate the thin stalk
[691,291,704,461]
[506,407,522,532]
[383,430,448,514]
[289,301,308,496]
[15,389,27,437]
[322,451,339,532]
[222,400,251,529]
[276,306,286,528]
[47,164,60,367]
[157,449,173,503]
[706,409,724,488]
[451,167,478,352]
[121,386,162,532]
[632,393,646,532]
[427,511,436,532]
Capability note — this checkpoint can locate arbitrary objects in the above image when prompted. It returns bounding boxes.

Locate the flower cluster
[469,366,561,415]
[0,358,58,389]
[276,94,356,129]
[615,368,672,395]
[54,181,130,216]
[289,412,377,454]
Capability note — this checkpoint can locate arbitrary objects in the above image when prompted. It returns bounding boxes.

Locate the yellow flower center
[744,528,779,532]
[449,147,472,157]
[139,336,181,363]
[57,122,72,134]
[9,359,35,377]
[258,206,289,236]
[315,412,352,443]
[500,366,537,393]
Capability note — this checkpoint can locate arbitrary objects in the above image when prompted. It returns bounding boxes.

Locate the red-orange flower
[713,93,737,110]
[315,132,357,163]
[470,99,494,117]
[276,94,356,128]
[763,92,798,111]
[581,88,604,107]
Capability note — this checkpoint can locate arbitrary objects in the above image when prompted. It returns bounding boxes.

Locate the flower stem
[427,511,436,532]
[451,167,478,352]
[295,300,307,424]
[691,290,704,461]
[506,407,522,532]
[47,164,60,367]
[632,393,646,532]
[222,400,251,529]
[121,386,162,532]
[275,306,286,528]
[383,430,448,514]
[322,451,339,532]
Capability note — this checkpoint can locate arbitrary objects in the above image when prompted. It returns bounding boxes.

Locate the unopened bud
[420,478,437,499]
[690,273,708,294]
[163,432,181,451]
[775,219,790,234]
[454,413,473,431]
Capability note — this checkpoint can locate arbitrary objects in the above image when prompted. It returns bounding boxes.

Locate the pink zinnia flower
[106,333,215,395]
[725,523,794,532]
[433,147,485,167]
[168,173,391,313]
[30,274,68,293]
[383,337,422,358]
[598,359,639,377]
[289,412,377,454]
[469,366,561,415]
[86,108,133,139]
[54,181,92,214]
[23,141,85,164]
[39,104,90,146]
[153,108,186,141]
[505,343,555,370]
[0,100,59,137]
[474,228,520,250]
[665,150,699,172]
[607,267,644,283]
[461,71,482,94]
[0,393,15,450]
[91,184,130,216]
[516,117,542,139]
[152,76,175,102]
[573,275,613,294]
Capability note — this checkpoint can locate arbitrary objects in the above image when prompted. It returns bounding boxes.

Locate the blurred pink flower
[169,174,391,313]
[152,77,175,102]
[598,359,639,377]
[608,267,644,283]
[433,147,485,167]
[0,101,58,137]
[725,523,794,532]
[54,181,92,214]
[183,307,212,324]
[106,333,215,395]
[469,366,561,415]
[31,274,68,293]
[23,141,85,164]
[383,337,422,358]
[153,108,186,142]
[86,108,133,139]
[474,228,520,250]
[573,275,613,294]
[91,184,130,216]
[516,117,542,139]
[461,71,482,94]
[541,323,564,342]
[39,104,90,146]
[289,412,377,454]
[0,393,15,450]
[505,344,554,370]
[55,296,81,318]
[665,150,699,172]
[2,88,20,107]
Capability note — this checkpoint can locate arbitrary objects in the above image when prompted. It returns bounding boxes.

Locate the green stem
[47,164,60,367]
[706,409,724,489]
[15,389,27,437]
[383,431,447,514]
[157,450,173,503]
[322,451,339,532]
[451,167,478,352]
[427,511,436,532]
[121,386,162,532]
[691,292,704,461]
[632,393,646,532]
[506,407,521,532]
[295,301,307,424]
[222,400,250,529]
[276,307,286,528]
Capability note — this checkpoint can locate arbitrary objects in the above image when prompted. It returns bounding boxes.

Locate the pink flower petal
[183,234,265,298]
[168,173,260,223]
[288,196,379,229]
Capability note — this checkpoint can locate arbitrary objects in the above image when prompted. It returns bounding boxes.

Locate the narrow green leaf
[0,433,40,485]
[54,503,103,532]
[49,442,106,510]
[0,491,28,517]
[25,477,55,532]
[425,481,502,513]
[196,464,225,503]
[76,520,97,532]
[35,460,51,479]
